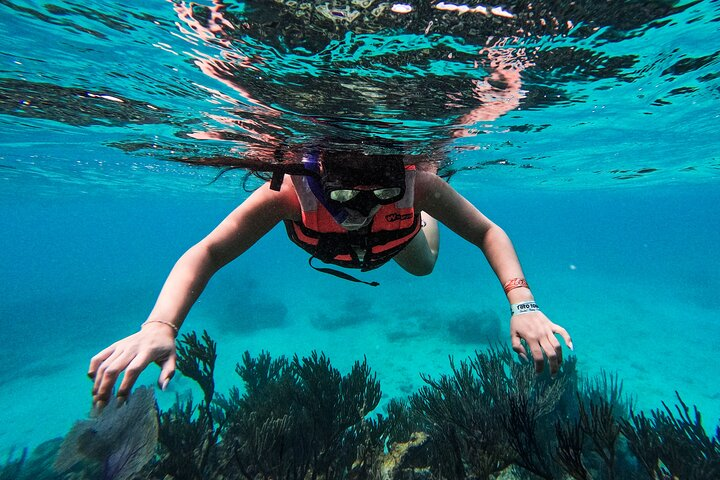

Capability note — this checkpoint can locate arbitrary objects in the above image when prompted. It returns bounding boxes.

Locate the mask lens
[373,187,402,201]
[329,189,360,203]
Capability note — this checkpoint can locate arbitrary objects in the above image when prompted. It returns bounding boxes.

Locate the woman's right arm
[88,180,299,408]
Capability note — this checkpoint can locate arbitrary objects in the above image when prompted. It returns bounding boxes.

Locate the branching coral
[151,330,222,480]
[383,398,419,447]
[408,344,575,479]
[578,394,623,479]
[219,350,384,479]
[621,392,720,480]
[176,330,217,408]
[556,418,590,480]
[151,333,386,480]
[152,396,221,479]
[503,392,560,479]
[554,369,641,480]
[8,331,720,480]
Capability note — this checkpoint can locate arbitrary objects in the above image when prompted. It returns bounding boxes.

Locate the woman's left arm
[415,171,573,374]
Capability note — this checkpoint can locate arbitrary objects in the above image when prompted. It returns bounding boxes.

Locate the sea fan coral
[54,386,158,480]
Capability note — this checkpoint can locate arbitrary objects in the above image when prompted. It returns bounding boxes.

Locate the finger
[92,399,107,414]
[511,334,528,361]
[158,352,177,391]
[116,354,152,399]
[88,346,115,379]
[93,348,124,395]
[553,324,574,351]
[94,352,133,404]
[547,333,563,366]
[529,343,545,373]
[540,338,559,375]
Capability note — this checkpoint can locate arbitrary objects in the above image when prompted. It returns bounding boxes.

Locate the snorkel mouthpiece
[337,204,381,230]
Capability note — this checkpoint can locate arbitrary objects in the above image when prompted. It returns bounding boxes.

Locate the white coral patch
[391,4,413,14]
[490,6,514,18]
[435,2,489,15]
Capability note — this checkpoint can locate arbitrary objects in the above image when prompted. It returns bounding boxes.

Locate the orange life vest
[284,168,421,271]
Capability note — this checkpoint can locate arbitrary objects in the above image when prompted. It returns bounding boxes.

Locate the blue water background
[1,0,720,453]
[2,179,719,452]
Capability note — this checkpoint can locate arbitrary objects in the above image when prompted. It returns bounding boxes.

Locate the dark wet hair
[319,151,406,187]
[176,138,419,191]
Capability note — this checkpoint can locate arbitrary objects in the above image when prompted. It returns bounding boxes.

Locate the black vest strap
[308,257,379,287]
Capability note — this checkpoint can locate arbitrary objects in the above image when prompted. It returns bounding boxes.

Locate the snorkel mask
[303,151,406,230]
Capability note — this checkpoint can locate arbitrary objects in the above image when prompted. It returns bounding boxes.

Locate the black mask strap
[308,256,379,287]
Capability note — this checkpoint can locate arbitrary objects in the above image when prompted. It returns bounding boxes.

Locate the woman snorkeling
[88,0,571,410]
[89,147,573,409]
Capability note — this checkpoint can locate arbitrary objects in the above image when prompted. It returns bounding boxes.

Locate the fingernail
[117,396,127,407]
[162,379,169,391]
[569,343,574,351]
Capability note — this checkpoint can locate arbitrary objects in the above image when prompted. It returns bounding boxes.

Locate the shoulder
[230,177,301,222]
[266,176,302,221]
[413,170,455,206]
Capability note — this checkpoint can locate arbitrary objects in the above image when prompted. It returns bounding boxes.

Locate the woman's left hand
[510,312,573,374]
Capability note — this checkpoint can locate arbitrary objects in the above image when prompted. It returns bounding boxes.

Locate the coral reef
[379,432,432,480]
[1,439,70,480]
[150,330,221,479]
[400,345,577,479]
[5,331,720,479]
[148,331,386,479]
[621,392,720,480]
[54,386,158,480]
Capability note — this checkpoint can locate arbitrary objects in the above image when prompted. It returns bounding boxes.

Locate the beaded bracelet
[142,320,179,337]
[503,277,529,294]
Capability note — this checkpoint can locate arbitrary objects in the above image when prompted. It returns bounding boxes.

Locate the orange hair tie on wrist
[503,277,529,294]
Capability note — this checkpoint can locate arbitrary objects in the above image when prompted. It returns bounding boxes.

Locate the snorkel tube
[302,152,350,225]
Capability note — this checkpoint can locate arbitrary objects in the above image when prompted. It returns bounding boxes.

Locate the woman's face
[320,154,406,229]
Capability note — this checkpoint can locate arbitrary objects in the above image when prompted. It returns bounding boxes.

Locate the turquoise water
[1,0,719,457]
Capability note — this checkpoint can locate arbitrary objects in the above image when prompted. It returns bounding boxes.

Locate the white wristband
[510,301,540,316]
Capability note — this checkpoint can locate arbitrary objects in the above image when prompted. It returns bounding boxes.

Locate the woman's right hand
[88,322,177,408]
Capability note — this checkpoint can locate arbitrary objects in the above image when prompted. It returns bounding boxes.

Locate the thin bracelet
[142,320,179,336]
[503,277,529,294]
